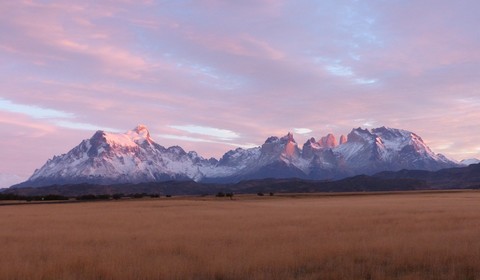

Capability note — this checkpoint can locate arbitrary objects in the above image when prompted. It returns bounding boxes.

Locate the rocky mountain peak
[320,133,337,148]
[347,127,374,143]
[302,137,320,159]
[281,132,296,143]
[90,130,108,146]
[372,126,409,140]
[261,132,299,159]
[264,136,279,144]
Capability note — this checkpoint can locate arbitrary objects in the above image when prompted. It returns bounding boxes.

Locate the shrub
[112,193,123,200]
[133,193,144,199]
[77,194,97,200]
[43,194,69,201]
[96,194,111,200]
[0,193,25,200]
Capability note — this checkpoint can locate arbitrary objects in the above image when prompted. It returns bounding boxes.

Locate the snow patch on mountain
[103,124,152,147]
[460,158,480,166]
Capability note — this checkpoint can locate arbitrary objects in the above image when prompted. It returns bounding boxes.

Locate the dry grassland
[1,191,480,279]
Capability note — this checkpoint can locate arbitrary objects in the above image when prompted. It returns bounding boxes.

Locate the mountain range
[12,125,460,188]
[8,163,480,197]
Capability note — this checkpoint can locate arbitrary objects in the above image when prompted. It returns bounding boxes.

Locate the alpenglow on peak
[127,124,153,144]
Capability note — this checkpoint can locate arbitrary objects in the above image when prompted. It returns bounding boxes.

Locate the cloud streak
[169,125,240,141]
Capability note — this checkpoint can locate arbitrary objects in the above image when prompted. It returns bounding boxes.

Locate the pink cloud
[183,32,285,60]
[0,111,56,136]
[0,1,153,79]
[0,111,93,176]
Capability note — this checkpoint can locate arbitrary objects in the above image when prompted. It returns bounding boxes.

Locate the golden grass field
[1,191,480,280]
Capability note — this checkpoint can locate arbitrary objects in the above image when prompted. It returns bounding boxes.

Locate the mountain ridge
[8,163,480,197]
[12,125,460,188]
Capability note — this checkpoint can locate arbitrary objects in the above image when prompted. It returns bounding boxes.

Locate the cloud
[325,64,354,77]
[169,125,240,141]
[54,121,122,132]
[355,78,377,85]
[0,111,55,136]
[0,98,121,133]
[294,128,312,134]
[159,134,257,149]
[55,39,148,79]
[0,111,96,176]
[0,98,74,119]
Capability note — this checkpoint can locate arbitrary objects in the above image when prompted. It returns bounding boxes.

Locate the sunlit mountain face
[12,125,459,188]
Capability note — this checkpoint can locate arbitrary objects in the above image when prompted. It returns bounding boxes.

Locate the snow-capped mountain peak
[110,125,153,146]
[95,125,153,148]
[334,126,456,172]
[340,127,376,146]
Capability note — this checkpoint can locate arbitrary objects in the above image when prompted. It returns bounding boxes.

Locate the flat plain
[1,191,480,279]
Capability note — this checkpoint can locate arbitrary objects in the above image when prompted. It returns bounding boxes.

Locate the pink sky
[1,0,480,187]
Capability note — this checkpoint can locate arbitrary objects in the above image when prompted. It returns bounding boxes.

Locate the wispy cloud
[0,98,73,119]
[294,128,312,134]
[169,125,240,141]
[54,121,122,132]
[159,133,257,149]
[0,98,120,133]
